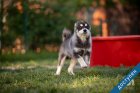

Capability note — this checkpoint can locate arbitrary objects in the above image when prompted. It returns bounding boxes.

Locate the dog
[55,20,92,75]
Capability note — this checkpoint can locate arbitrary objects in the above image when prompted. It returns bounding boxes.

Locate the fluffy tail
[62,28,72,41]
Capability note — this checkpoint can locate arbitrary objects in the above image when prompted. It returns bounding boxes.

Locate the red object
[90,35,140,67]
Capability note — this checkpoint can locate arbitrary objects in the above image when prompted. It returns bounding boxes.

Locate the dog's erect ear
[89,24,91,30]
[74,22,77,32]
[74,20,81,32]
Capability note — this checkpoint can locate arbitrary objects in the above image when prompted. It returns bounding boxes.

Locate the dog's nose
[83,29,87,33]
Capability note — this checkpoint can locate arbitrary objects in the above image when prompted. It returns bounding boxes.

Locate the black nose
[83,29,87,33]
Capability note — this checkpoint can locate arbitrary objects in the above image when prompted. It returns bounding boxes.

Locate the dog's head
[74,20,91,41]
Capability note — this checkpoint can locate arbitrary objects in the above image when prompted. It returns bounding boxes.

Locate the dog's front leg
[77,56,88,68]
[73,49,87,68]
[68,58,77,75]
[84,55,90,66]
[84,50,91,66]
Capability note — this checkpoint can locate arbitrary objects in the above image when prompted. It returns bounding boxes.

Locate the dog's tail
[62,28,72,41]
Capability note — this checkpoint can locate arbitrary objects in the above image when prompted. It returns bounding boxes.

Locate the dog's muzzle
[83,29,87,34]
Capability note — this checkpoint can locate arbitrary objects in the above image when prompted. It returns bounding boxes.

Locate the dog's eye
[77,24,83,30]
[77,26,82,30]
[85,24,90,29]
[80,24,83,27]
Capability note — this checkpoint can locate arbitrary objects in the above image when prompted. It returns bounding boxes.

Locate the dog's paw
[81,66,88,68]
[54,73,60,75]
[68,69,75,75]
[68,71,75,75]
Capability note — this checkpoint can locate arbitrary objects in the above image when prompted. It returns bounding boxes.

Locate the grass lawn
[0,52,140,93]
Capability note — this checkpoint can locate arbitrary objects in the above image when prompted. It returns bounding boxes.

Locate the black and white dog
[55,20,92,75]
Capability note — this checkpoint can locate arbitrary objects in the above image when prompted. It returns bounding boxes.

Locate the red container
[90,35,140,67]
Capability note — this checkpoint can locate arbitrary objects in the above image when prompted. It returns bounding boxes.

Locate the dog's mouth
[76,28,90,41]
[78,33,88,41]
[80,33,87,37]
[77,28,89,36]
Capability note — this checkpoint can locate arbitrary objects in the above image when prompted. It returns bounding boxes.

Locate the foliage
[2,0,93,48]
[2,0,140,48]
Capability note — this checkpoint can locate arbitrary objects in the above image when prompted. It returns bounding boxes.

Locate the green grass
[0,52,140,93]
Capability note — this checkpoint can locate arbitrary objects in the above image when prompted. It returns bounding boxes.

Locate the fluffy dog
[55,20,92,75]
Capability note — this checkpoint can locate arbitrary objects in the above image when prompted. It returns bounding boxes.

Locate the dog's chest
[74,47,90,56]
[73,37,91,56]
[75,37,90,48]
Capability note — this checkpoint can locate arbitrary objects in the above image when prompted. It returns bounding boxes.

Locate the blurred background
[1,0,140,54]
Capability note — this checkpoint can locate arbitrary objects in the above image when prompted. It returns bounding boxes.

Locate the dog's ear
[74,22,77,32]
[89,24,91,30]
